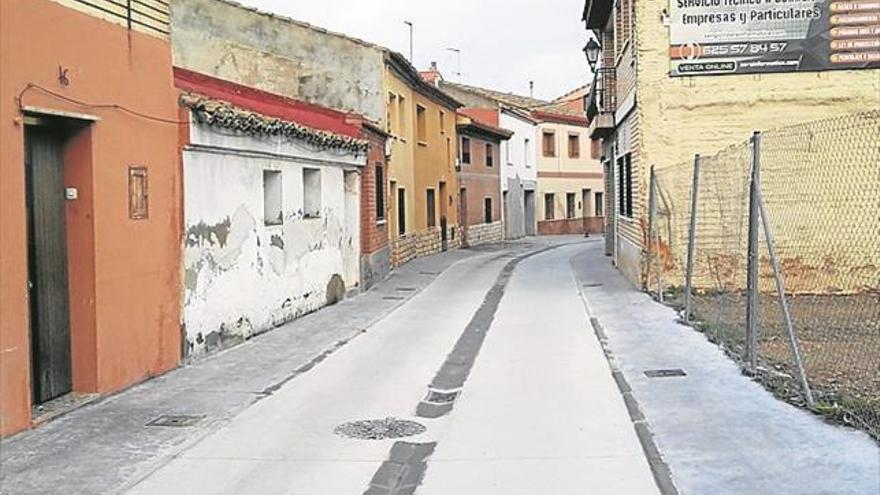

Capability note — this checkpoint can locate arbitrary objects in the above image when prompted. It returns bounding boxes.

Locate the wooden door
[25,126,72,404]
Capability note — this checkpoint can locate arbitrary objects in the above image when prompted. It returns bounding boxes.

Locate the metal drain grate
[334,418,426,440]
[383,296,405,301]
[583,283,603,288]
[146,415,204,427]
[644,369,687,378]
[424,390,458,404]
[419,271,440,276]
[396,287,417,292]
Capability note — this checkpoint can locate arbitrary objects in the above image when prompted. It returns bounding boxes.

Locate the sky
[236,0,591,101]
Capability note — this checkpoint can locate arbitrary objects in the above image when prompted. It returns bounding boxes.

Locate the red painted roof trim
[173,67,362,139]
[532,109,591,126]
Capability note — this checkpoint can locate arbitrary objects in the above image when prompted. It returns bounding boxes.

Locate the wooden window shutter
[129,166,148,220]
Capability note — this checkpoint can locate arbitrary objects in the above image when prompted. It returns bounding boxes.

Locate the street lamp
[404,21,414,63]
[583,38,601,72]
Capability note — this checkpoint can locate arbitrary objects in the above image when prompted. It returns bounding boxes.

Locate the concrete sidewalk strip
[571,243,880,495]
[0,243,523,495]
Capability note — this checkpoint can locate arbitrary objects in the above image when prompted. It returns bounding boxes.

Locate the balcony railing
[73,0,170,35]
[587,67,616,138]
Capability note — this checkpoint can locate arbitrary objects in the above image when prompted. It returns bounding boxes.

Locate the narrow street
[123,239,659,494]
[2,239,877,494]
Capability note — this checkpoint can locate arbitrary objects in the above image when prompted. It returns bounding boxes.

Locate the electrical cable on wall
[15,83,188,125]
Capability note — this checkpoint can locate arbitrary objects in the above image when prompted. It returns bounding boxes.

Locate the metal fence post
[684,154,701,323]
[648,166,663,302]
[647,165,656,293]
[756,187,816,407]
[746,132,761,374]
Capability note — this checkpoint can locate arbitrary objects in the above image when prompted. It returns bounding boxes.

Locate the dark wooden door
[25,126,72,404]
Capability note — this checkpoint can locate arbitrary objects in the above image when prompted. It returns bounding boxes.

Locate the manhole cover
[644,369,687,378]
[334,417,426,440]
[146,415,204,427]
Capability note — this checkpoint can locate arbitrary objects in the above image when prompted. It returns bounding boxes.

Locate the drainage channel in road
[361,242,577,495]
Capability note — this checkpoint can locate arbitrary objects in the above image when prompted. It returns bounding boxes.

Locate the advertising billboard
[669,0,880,76]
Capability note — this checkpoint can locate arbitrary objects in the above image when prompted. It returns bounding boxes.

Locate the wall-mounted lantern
[583,38,601,72]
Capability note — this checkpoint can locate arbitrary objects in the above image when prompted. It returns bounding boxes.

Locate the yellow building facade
[384,53,462,266]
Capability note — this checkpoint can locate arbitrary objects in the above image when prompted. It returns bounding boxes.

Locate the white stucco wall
[499,110,538,190]
[182,121,364,357]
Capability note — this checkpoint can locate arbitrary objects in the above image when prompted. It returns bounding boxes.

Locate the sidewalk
[0,241,535,495]
[571,243,880,495]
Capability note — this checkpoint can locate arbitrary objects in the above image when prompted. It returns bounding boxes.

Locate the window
[460,136,471,164]
[398,96,406,137]
[263,170,283,225]
[440,110,446,134]
[524,138,531,167]
[376,164,385,221]
[617,153,633,218]
[505,140,512,165]
[485,143,494,167]
[568,133,581,158]
[303,168,321,218]
[129,166,149,220]
[484,197,493,224]
[542,131,556,157]
[566,193,576,219]
[426,189,436,228]
[387,93,397,134]
[397,188,406,235]
[595,192,604,217]
[416,104,427,143]
[591,139,601,159]
[544,193,555,220]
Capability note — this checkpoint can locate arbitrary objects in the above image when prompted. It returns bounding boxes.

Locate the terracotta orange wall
[457,132,502,226]
[0,0,181,436]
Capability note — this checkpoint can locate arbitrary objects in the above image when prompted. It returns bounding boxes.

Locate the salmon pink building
[0,0,182,436]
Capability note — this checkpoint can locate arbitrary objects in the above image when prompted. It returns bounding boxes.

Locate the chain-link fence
[648,110,880,442]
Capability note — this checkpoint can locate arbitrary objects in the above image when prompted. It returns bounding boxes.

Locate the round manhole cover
[333,417,426,440]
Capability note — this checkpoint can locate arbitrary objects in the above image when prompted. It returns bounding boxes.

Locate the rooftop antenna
[446,47,461,81]
[529,81,535,98]
[404,21,414,63]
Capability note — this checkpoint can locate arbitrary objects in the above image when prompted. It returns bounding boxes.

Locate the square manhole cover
[644,369,687,378]
[146,415,204,427]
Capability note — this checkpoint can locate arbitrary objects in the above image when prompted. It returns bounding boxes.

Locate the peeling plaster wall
[182,121,363,358]
[171,0,385,123]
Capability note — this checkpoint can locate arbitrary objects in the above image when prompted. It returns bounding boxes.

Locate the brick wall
[390,226,462,268]
[463,221,503,247]
[538,217,605,236]
[360,128,389,258]
[360,126,391,288]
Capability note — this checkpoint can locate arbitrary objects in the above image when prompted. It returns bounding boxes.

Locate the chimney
[529,81,535,98]
[430,61,438,70]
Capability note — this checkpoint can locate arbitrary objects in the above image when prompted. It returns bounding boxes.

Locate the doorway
[438,181,448,251]
[25,125,72,404]
[524,190,536,236]
[459,187,468,246]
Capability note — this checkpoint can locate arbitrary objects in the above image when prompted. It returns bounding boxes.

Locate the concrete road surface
[124,241,661,495]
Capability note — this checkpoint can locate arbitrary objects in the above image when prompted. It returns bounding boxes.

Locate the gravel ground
[665,291,880,441]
